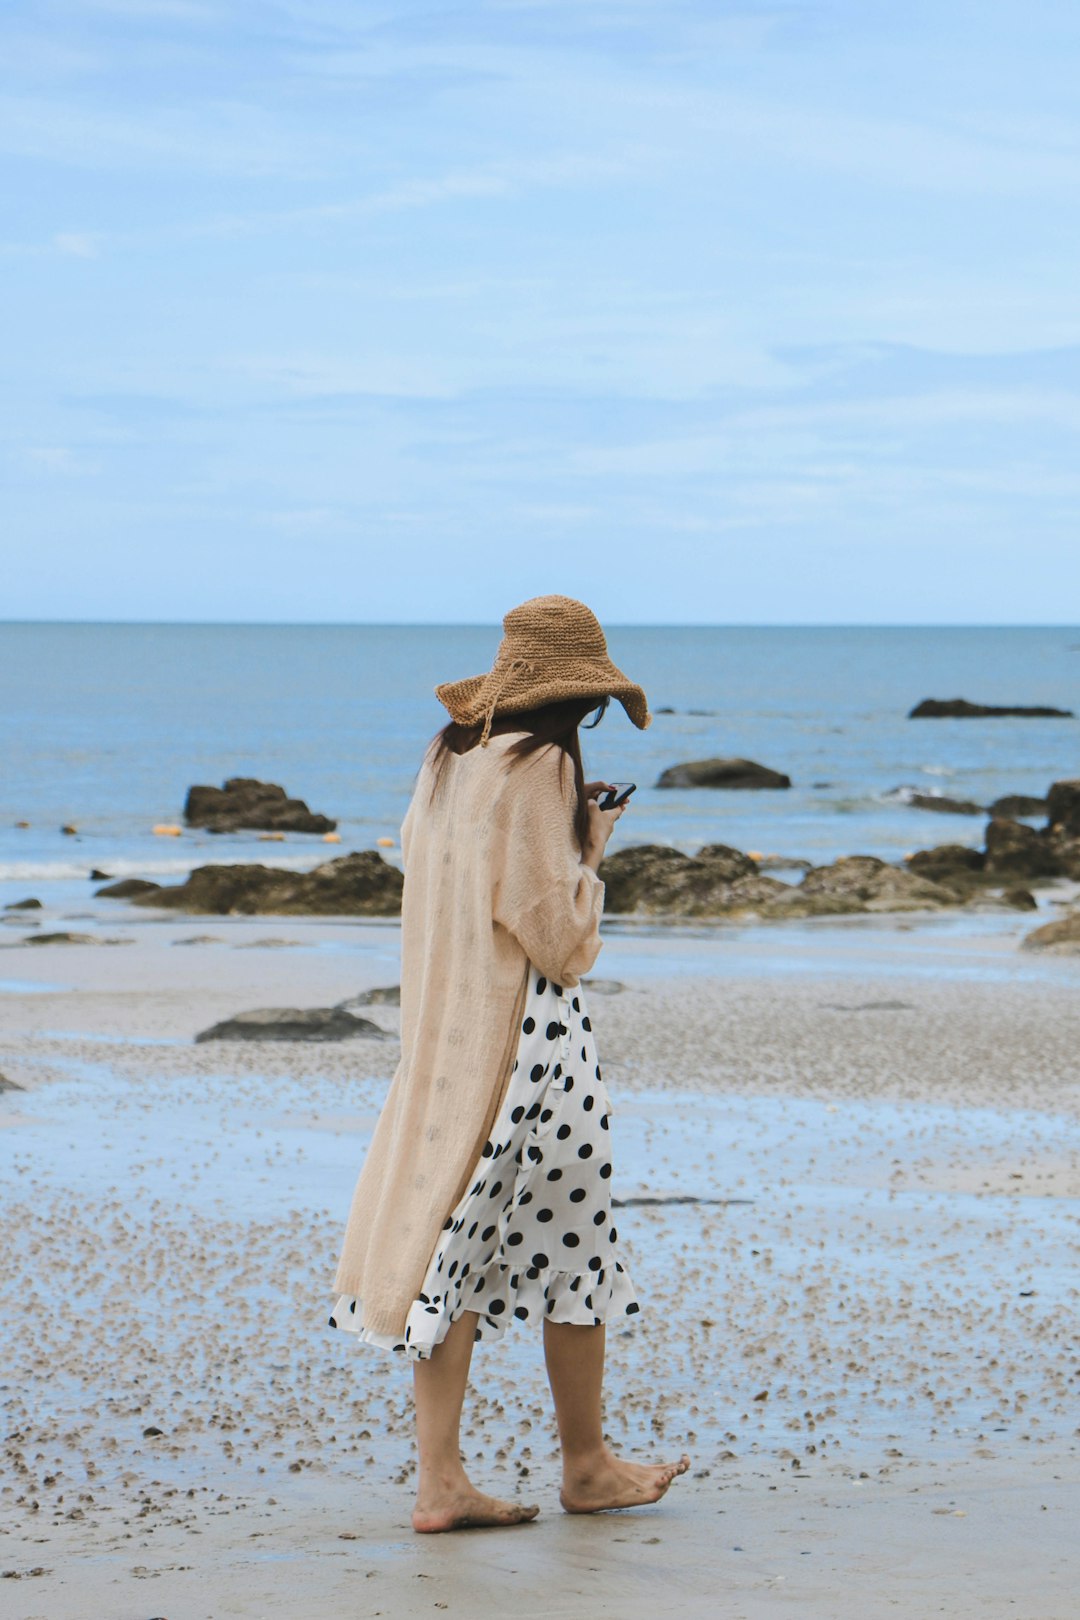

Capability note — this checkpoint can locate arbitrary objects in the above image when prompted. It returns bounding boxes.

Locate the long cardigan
[333,733,606,1338]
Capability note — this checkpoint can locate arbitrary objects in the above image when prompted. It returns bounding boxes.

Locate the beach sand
[1,903,1079,1618]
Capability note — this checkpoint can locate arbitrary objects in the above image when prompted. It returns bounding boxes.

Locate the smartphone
[598,782,636,811]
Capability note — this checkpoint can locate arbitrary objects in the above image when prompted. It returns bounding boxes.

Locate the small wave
[921,765,955,777]
[0,853,321,883]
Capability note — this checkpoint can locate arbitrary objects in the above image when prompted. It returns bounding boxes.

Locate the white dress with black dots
[329,968,640,1360]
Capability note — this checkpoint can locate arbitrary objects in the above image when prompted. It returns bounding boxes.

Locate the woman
[330,594,689,1532]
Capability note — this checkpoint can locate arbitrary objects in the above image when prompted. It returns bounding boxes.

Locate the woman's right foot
[560,1449,691,1514]
[412,1485,540,1534]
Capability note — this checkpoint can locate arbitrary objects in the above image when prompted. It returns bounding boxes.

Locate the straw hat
[436,595,651,746]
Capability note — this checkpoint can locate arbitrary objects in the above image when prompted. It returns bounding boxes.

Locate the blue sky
[4,0,1079,623]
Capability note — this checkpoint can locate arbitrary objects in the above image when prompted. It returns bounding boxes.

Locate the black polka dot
[527,1145,543,1163]
[626,1302,640,1315]
[526,1265,540,1280]
[569,1187,587,1203]
[581,1045,587,1061]
[581,1015,591,1031]
[442,1217,453,1230]
[595,1064,602,1080]
[546,1167,563,1182]
[582,1094,594,1112]
[609,1227,618,1242]
[593,1209,606,1225]
[511,1105,524,1124]
[552,983,562,996]
[482,1224,496,1241]
[546,1021,562,1040]
[563,1075,574,1092]
[530,1064,545,1083]
[522,1016,536,1034]
[537,1207,554,1223]
[532,1252,549,1268]
[600,1162,612,1179]
[562,1232,580,1249]
[540,1108,553,1124]
[514,1305,529,1320]
[506,1231,523,1246]
[572,996,580,1011]
[588,1256,602,1272]
[518,1190,533,1206]
[482,1142,494,1158]
[448,1259,459,1276]
[488,1299,506,1314]
[536,976,547,994]
[489,1181,503,1198]
[526,1101,541,1120]
[600,1114,609,1130]
[578,1143,593,1159]
[556,1123,571,1140]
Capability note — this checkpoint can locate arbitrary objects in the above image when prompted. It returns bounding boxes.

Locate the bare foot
[560,1450,691,1514]
[412,1485,540,1534]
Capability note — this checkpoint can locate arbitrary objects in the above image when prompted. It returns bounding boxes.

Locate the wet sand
[1,904,1079,1618]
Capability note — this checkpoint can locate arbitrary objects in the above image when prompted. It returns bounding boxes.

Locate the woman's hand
[582,788,629,873]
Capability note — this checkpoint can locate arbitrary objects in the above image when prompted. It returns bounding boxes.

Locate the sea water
[1,623,1077,903]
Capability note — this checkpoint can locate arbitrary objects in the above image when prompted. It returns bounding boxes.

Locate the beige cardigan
[333,733,605,1337]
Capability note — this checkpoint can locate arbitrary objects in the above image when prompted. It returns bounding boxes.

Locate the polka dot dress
[329,967,640,1360]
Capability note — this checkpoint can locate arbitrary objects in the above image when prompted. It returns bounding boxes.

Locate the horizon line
[3,619,1080,632]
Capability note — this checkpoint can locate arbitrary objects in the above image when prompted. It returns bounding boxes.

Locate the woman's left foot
[560,1450,691,1514]
[413,1486,540,1533]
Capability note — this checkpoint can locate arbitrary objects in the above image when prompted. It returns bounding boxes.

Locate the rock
[909,698,1074,719]
[88,868,112,881]
[988,795,1048,818]
[906,845,985,886]
[1001,887,1038,910]
[61,824,78,835]
[95,878,162,899]
[25,932,132,946]
[125,851,404,916]
[656,758,792,790]
[983,817,1061,879]
[655,706,676,714]
[0,1072,25,1092]
[696,844,759,881]
[912,792,985,815]
[4,898,42,911]
[171,934,225,946]
[1021,912,1080,952]
[598,844,786,918]
[184,778,336,835]
[343,985,401,1007]
[796,855,960,912]
[1046,780,1080,837]
[195,1007,387,1042]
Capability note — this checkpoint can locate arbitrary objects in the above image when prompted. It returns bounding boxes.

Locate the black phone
[598,782,636,810]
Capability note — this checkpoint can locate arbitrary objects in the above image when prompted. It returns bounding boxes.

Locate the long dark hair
[429,697,610,848]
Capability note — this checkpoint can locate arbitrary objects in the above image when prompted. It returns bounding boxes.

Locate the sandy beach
[2,900,1079,1618]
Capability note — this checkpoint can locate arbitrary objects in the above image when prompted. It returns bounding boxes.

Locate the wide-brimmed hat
[436,594,651,745]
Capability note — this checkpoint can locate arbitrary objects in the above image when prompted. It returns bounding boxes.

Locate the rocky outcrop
[26,931,132,946]
[1046,780,1080,838]
[95,878,162,899]
[4,898,42,910]
[909,698,1073,719]
[794,856,961,913]
[906,844,985,888]
[897,791,985,816]
[195,1007,387,1042]
[116,851,403,916]
[983,817,1062,879]
[988,794,1048,818]
[656,758,792,790]
[1020,911,1080,953]
[184,778,336,835]
[598,845,788,918]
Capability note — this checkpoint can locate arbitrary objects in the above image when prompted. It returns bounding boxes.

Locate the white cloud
[53,231,99,258]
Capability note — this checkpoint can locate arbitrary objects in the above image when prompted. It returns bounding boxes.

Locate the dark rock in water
[0,1072,25,1092]
[988,795,1048,819]
[26,931,132,946]
[598,844,784,917]
[909,698,1074,719]
[696,844,759,881]
[686,709,716,716]
[902,792,985,816]
[656,758,792,790]
[338,985,401,1011]
[983,817,1061,879]
[1021,911,1080,952]
[1046,780,1080,837]
[655,706,676,714]
[125,851,403,916]
[1001,887,1038,910]
[195,1006,387,1042]
[4,898,42,911]
[796,855,959,912]
[88,868,113,881]
[906,845,985,887]
[95,877,162,899]
[184,777,337,835]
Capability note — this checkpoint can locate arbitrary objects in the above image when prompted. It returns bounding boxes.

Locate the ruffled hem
[329,1256,639,1363]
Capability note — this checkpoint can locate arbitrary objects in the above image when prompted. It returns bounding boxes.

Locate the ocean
[2,623,1077,905]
